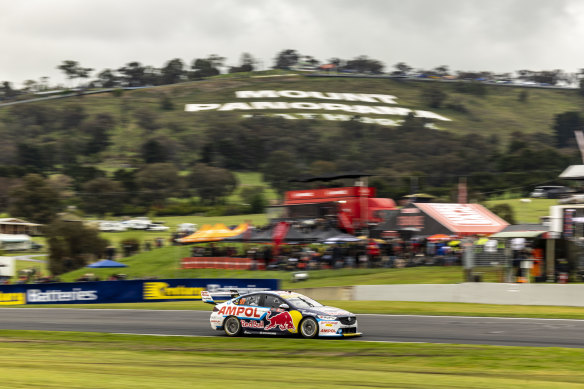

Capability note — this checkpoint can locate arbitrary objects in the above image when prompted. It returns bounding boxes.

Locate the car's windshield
[286,295,323,308]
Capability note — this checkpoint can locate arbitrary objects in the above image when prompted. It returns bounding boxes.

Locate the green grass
[484,198,558,223]
[231,171,279,201]
[1,330,584,388]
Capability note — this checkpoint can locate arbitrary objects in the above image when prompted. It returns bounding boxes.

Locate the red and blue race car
[203,290,361,338]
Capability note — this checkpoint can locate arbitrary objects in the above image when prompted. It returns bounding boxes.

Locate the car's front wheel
[299,317,318,338]
[224,316,242,337]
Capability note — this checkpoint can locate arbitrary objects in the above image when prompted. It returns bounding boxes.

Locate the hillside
[3,73,582,148]
[0,73,582,216]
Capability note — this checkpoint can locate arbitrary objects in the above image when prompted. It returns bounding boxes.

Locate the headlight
[317,315,337,320]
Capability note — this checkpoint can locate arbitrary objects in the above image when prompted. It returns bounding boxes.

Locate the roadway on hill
[1,308,584,348]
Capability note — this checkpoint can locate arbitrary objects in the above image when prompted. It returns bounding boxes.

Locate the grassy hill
[4,73,581,146]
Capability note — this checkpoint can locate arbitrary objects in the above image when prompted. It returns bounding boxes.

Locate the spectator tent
[375,203,509,237]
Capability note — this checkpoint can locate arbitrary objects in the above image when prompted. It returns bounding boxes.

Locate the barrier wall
[0,278,279,305]
[354,283,584,307]
[290,286,354,301]
[181,257,265,270]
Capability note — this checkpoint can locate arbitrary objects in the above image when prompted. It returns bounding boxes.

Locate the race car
[202,290,361,338]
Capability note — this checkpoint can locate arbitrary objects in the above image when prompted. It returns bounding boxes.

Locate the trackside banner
[0,278,279,305]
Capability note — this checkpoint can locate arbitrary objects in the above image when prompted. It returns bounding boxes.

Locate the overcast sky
[3,0,584,87]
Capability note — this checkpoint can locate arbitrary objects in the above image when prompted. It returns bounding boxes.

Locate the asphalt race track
[1,308,584,348]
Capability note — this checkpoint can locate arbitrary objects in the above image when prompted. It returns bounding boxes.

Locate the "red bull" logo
[264,311,295,331]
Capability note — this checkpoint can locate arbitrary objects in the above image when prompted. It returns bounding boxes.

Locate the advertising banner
[0,278,279,305]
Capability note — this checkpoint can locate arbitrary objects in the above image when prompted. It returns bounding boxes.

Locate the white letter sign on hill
[186,89,450,128]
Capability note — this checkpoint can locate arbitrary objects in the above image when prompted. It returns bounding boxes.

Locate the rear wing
[201,289,240,305]
[201,290,216,305]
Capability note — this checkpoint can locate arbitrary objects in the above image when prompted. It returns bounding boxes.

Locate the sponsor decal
[292,192,315,198]
[143,282,203,300]
[265,311,295,331]
[0,291,25,305]
[320,329,337,334]
[241,320,265,329]
[27,288,97,303]
[428,203,500,226]
[397,215,424,227]
[217,305,264,319]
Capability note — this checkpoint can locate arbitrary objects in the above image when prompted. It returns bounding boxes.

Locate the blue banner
[0,278,279,305]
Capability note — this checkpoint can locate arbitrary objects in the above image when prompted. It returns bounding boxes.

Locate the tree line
[3,49,584,96]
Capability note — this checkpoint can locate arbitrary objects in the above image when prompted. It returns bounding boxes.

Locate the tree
[46,219,108,275]
[83,113,116,154]
[190,55,224,79]
[188,163,237,203]
[262,150,299,195]
[57,60,80,84]
[0,81,16,99]
[273,49,300,69]
[96,69,119,88]
[141,138,169,163]
[60,104,87,130]
[229,52,255,73]
[118,62,147,86]
[553,111,582,148]
[344,55,384,74]
[80,177,126,216]
[393,62,413,75]
[57,60,93,86]
[420,87,448,108]
[8,174,61,224]
[161,58,186,84]
[16,143,45,171]
[135,163,183,207]
[239,186,266,213]
[22,80,38,92]
[133,108,160,130]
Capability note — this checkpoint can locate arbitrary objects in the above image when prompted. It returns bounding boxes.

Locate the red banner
[284,186,375,204]
[272,221,290,246]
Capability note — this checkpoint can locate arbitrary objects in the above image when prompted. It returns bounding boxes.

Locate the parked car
[121,219,151,229]
[146,224,169,231]
[530,185,572,199]
[99,221,127,232]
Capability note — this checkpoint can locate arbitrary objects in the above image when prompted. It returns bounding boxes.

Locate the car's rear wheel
[224,316,242,337]
[299,317,318,338]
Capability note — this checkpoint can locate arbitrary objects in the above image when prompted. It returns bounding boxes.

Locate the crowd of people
[188,237,466,271]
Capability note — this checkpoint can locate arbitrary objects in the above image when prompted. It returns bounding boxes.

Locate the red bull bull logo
[265,311,295,331]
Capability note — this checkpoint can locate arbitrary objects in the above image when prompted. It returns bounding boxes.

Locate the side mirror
[279,303,289,310]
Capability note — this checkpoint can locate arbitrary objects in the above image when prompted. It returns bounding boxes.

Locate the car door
[262,294,298,333]
[235,293,268,332]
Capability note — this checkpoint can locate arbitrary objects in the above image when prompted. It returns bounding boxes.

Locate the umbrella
[427,234,452,242]
[475,237,489,245]
[324,234,362,244]
[86,259,128,268]
[356,236,385,243]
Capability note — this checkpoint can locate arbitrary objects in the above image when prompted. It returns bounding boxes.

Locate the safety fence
[0,278,279,305]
